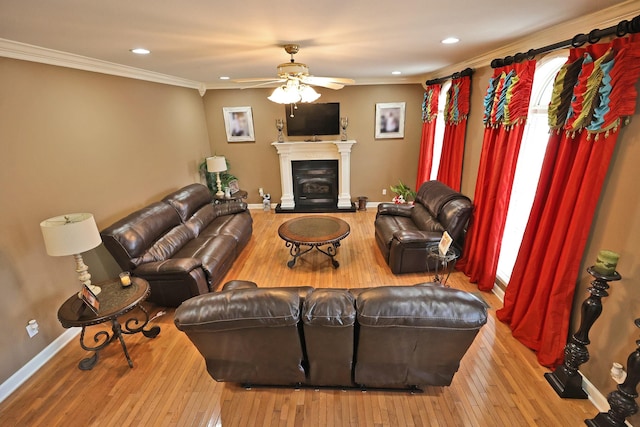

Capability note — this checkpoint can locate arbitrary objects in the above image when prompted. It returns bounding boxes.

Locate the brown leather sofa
[174,281,487,390]
[375,180,472,274]
[100,184,252,307]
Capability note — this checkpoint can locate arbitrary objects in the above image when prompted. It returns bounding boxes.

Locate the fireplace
[292,160,338,210]
[272,140,357,213]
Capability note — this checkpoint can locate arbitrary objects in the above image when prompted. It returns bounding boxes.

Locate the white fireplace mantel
[271,140,356,210]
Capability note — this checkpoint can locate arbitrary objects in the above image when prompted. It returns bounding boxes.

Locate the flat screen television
[286,102,340,137]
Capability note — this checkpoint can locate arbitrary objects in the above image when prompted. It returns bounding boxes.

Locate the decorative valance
[548,34,640,138]
[422,84,441,123]
[444,75,471,125]
[483,62,536,128]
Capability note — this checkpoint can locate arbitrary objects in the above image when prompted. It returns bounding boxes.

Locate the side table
[426,245,460,286]
[213,189,248,204]
[57,277,160,370]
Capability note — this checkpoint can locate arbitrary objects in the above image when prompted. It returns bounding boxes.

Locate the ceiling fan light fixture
[299,84,320,102]
[268,85,301,104]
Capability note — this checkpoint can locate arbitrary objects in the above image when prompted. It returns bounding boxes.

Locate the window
[496,55,568,284]
[430,80,452,179]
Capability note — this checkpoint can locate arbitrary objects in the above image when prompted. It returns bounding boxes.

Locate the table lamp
[40,213,103,296]
[206,155,227,197]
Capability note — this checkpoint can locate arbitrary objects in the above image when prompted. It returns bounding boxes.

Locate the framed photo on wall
[375,102,406,139]
[223,106,255,142]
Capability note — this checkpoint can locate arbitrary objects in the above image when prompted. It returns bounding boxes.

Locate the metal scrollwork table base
[57,277,160,370]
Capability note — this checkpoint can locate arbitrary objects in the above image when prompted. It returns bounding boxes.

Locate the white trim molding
[0,328,80,404]
[0,39,202,92]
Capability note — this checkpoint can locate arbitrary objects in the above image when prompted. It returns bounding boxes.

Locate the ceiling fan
[233,44,355,104]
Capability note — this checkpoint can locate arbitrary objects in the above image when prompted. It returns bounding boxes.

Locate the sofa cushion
[416,180,471,218]
[303,289,356,327]
[184,204,217,236]
[174,234,237,280]
[410,204,445,233]
[133,223,195,265]
[163,183,213,222]
[174,288,306,385]
[101,202,183,270]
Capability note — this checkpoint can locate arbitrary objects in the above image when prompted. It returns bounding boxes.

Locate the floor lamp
[40,213,103,296]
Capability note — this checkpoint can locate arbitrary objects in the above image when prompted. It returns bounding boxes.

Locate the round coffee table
[57,277,161,370]
[278,216,350,268]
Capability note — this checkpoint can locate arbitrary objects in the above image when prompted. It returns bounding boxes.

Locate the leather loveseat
[100,183,252,307]
[375,180,472,274]
[174,281,487,390]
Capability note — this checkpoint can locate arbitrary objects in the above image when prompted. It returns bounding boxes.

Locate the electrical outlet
[26,319,39,338]
[382,189,387,195]
[259,187,264,197]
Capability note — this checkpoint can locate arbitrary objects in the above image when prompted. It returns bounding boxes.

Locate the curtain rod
[425,67,473,86]
[491,14,640,68]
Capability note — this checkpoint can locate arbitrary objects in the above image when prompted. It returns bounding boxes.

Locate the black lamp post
[545,267,621,398]
[585,318,640,426]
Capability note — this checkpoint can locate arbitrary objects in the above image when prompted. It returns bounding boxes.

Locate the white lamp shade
[299,85,321,102]
[40,213,102,256]
[206,156,227,173]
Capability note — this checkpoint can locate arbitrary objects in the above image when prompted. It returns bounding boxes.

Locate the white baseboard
[0,328,80,404]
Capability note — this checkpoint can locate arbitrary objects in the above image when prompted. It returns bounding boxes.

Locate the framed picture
[227,179,240,194]
[375,102,406,139]
[222,106,255,142]
[81,284,100,314]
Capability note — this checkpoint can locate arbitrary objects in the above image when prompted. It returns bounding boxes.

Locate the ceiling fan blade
[231,78,286,89]
[301,77,342,90]
[231,77,283,83]
[302,76,355,90]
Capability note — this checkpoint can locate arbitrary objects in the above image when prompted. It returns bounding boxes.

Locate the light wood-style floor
[0,209,598,426]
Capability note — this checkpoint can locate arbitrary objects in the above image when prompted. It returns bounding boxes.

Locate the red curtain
[437,75,472,191]
[457,61,536,292]
[497,34,640,368]
[416,84,440,189]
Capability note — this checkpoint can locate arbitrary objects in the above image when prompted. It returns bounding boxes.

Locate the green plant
[199,158,237,194]
[390,180,416,201]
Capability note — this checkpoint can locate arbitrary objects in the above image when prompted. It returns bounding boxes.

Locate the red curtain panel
[497,34,640,368]
[415,84,440,189]
[457,61,536,292]
[437,75,472,191]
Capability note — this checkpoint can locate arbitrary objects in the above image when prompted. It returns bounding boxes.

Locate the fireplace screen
[292,160,338,210]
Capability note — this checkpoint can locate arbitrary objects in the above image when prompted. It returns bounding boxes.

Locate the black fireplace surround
[292,160,338,212]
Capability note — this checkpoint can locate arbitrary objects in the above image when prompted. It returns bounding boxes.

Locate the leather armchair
[375,180,472,274]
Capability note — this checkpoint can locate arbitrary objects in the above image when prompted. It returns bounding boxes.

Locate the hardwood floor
[0,209,598,426]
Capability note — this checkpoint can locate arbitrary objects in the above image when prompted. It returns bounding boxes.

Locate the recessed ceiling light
[391,71,402,75]
[130,48,151,55]
[441,37,460,45]
[219,76,230,80]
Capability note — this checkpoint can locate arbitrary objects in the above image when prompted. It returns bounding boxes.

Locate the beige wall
[202,85,426,204]
[2,45,639,419]
[0,58,211,384]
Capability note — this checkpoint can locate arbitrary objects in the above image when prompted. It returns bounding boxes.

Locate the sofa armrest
[213,201,248,217]
[376,203,413,218]
[133,258,202,275]
[393,230,441,245]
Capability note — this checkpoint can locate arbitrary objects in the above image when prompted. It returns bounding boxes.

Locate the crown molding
[0,38,204,92]
[420,0,640,85]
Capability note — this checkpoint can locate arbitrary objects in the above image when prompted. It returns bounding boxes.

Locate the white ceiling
[0,0,635,89]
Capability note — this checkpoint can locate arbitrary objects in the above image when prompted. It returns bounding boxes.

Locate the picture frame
[222,106,255,142]
[375,102,406,139]
[81,284,100,314]
[227,179,240,194]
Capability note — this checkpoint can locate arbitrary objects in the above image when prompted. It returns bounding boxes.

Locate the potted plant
[390,180,416,204]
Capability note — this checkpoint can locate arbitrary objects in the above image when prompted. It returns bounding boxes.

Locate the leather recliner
[100,184,252,307]
[174,281,488,390]
[375,180,473,274]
